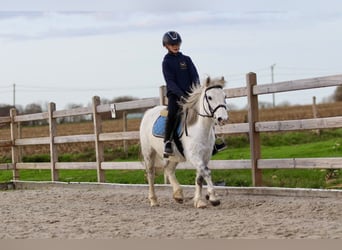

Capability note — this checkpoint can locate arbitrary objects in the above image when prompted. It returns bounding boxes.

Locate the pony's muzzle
[213,105,228,126]
[216,116,227,126]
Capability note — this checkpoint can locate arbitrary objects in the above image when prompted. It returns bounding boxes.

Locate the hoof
[173,189,184,204]
[149,198,159,207]
[174,197,183,204]
[194,199,207,209]
[206,194,221,206]
[150,202,160,207]
[210,199,221,206]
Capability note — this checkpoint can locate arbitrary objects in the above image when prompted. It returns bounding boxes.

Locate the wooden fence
[1,72,342,186]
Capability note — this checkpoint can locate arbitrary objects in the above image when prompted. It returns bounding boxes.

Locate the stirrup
[212,142,227,155]
[215,142,227,152]
[163,141,173,158]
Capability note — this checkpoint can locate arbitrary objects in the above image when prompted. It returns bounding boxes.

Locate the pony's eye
[208,96,212,101]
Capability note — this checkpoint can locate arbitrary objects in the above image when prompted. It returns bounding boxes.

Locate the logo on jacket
[179,61,187,70]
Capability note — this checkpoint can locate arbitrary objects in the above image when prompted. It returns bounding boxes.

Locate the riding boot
[212,137,227,155]
[164,118,175,156]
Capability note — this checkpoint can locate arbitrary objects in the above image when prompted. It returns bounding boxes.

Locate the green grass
[1,129,341,189]
[212,138,342,160]
[1,168,338,189]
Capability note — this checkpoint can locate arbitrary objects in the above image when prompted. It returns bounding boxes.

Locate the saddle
[152,116,182,138]
[152,109,184,156]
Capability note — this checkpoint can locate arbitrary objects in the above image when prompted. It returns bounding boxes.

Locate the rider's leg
[164,94,180,156]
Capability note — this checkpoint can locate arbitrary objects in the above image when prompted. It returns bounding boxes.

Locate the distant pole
[271,64,276,107]
[13,83,16,108]
[312,96,321,135]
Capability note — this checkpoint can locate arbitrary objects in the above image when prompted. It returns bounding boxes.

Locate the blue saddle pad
[152,116,182,138]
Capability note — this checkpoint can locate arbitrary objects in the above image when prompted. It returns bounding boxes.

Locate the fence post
[17,122,23,162]
[92,96,105,182]
[123,111,128,157]
[159,85,167,105]
[48,102,58,181]
[246,72,262,186]
[10,108,19,180]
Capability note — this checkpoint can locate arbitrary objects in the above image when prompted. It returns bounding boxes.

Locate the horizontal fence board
[54,134,95,144]
[56,162,97,170]
[97,98,160,113]
[0,117,11,123]
[0,163,12,170]
[256,116,342,132]
[11,158,342,171]
[102,160,251,170]
[4,160,252,171]
[101,161,144,170]
[259,158,342,169]
[99,131,140,141]
[224,87,247,98]
[209,160,251,169]
[53,107,92,118]
[254,74,342,95]
[215,123,249,134]
[16,162,50,169]
[16,137,50,145]
[0,140,11,147]
[14,112,49,122]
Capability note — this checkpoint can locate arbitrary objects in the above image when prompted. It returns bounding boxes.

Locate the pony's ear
[220,76,226,85]
[205,76,211,87]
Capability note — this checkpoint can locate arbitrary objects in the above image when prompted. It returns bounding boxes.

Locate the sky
[0,0,341,110]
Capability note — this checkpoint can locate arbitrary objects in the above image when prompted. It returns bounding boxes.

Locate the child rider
[162,31,200,156]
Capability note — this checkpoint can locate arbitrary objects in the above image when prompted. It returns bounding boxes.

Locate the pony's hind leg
[144,151,159,207]
[164,161,183,203]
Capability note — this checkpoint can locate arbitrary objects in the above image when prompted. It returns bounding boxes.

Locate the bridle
[197,85,227,118]
[184,85,227,136]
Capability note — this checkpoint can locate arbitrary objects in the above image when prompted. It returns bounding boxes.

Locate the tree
[24,103,45,126]
[333,86,342,102]
[101,96,139,120]
[25,103,42,114]
[0,105,14,117]
[58,103,90,123]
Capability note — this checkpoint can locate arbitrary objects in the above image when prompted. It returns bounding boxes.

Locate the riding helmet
[162,31,182,46]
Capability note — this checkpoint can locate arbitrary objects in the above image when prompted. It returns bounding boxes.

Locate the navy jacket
[162,52,199,98]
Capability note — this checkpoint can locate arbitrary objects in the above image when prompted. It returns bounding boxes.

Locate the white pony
[139,76,228,208]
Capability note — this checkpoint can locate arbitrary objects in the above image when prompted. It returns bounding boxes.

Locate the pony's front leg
[194,173,207,208]
[203,167,221,206]
[193,165,220,208]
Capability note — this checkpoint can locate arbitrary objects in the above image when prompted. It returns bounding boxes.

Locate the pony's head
[182,76,228,126]
[202,76,228,125]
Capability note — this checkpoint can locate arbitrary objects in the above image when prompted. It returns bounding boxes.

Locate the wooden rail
[1,73,342,185]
